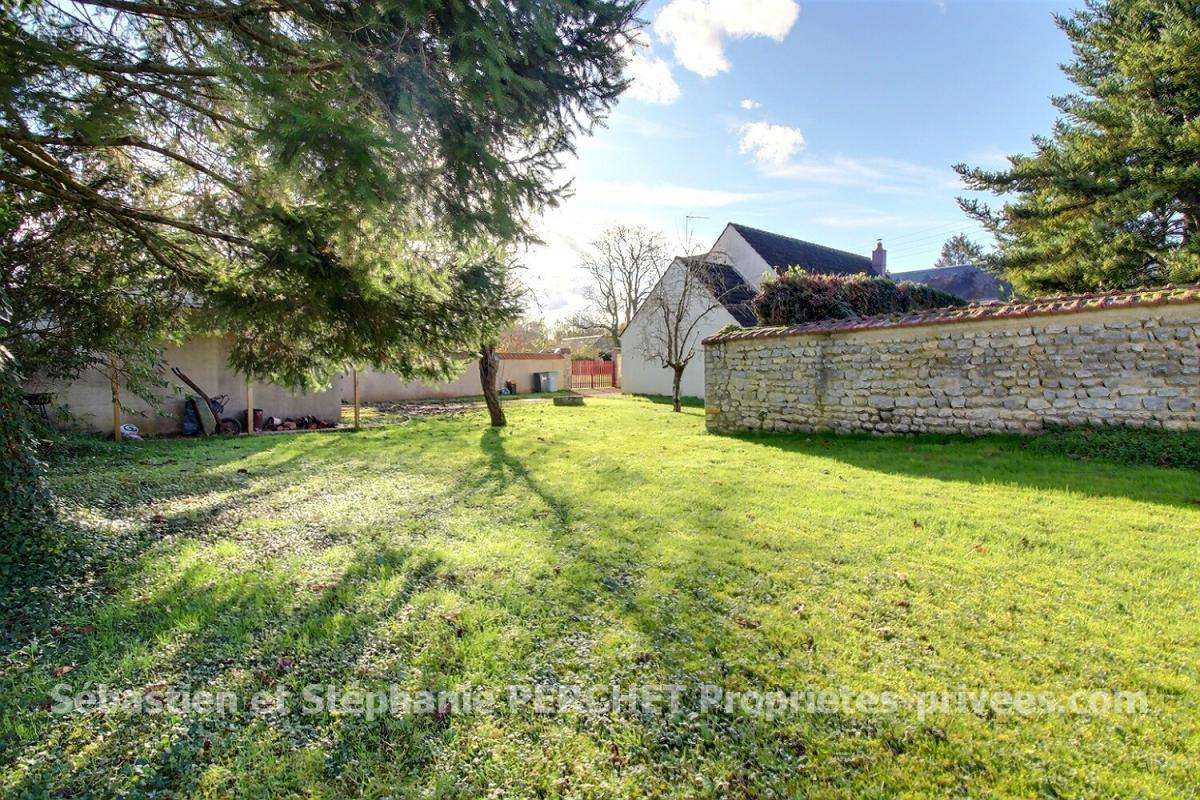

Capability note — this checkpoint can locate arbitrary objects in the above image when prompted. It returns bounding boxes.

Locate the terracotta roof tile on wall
[702,284,1200,345]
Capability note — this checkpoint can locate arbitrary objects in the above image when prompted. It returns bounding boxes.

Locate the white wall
[342,355,569,403]
[27,336,342,435]
[710,225,775,286]
[619,259,736,399]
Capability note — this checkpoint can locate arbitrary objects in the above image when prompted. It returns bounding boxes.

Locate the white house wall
[619,259,737,400]
[710,225,774,286]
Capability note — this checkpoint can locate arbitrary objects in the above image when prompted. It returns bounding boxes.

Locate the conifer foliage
[956,0,1200,294]
[1,0,638,387]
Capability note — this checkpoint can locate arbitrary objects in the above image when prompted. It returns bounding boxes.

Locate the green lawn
[342,392,563,427]
[3,396,1198,798]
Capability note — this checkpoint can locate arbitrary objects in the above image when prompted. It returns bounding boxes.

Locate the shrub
[0,358,54,577]
[1026,425,1200,471]
[753,269,968,326]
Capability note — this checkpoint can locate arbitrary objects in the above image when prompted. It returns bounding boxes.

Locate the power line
[888,233,981,257]
[883,221,980,248]
[880,220,969,244]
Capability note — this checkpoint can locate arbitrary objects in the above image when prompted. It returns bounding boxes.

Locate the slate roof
[703,283,1200,344]
[890,263,1011,302]
[684,258,758,326]
[729,223,875,276]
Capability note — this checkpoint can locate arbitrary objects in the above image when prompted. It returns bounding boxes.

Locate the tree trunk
[479,344,506,427]
[671,364,684,412]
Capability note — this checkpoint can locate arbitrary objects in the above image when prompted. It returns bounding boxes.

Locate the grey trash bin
[533,371,557,392]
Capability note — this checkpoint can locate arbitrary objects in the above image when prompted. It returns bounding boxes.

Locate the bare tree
[639,255,747,412]
[497,318,553,352]
[576,225,670,346]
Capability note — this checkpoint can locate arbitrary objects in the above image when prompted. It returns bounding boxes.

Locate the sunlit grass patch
[2,396,1197,798]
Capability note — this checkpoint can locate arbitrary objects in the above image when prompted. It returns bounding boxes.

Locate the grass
[3,395,1198,798]
[341,392,564,428]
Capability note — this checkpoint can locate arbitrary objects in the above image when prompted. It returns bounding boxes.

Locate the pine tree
[955,0,1200,294]
[933,234,986,267]
[1,0,638,389]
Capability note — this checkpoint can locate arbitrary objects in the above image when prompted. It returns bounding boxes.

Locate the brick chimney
[871,239,887,275]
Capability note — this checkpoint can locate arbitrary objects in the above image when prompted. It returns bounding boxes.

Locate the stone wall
[704,298,1199,436]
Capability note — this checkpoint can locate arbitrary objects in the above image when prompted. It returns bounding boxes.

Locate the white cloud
[622,30,681,105]
[655,0,800,77]
[586,180,756,208]
[739,98,761,110]
[625,51,681,105]
[520,165,758,321]
[763,154,963,194]
[738,121,805,167]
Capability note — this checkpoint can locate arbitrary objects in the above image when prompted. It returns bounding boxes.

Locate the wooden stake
[109,356,122,442]
[352,368,360,430]
[245,378,254,435]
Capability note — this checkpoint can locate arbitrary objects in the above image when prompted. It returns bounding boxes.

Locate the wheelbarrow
[171,366,242,436]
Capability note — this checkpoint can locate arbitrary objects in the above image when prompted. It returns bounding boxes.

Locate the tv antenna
[684,214,710,248]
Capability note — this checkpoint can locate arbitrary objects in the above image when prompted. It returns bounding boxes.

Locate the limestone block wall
[704,296,1199,436]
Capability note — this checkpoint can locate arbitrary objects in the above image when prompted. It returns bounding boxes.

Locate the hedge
[752,269,968,326]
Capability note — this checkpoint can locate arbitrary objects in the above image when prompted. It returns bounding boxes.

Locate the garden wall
[343,353,569,403]
[27,335,342,436]
[703,286,1200,435]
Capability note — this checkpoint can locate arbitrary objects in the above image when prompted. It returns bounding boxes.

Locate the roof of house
[890,263,1011,302]
[685,258,758,326]
[728,223,875,276]
[703,283,1200,345]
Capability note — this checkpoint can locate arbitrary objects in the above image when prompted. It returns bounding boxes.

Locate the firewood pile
[260,415,335,432]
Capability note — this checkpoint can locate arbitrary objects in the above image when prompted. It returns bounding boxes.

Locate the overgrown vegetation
[2,397,1196,797]
[0,297,53,576]
[0,358,53,576]
[753,269,967,326]
[1026,424,1200,470]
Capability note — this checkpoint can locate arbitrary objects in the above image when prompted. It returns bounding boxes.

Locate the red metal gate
[570,359,617,389]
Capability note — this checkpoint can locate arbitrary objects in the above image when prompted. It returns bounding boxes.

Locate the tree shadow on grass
[1,430,380,646]
[3,420,1114,797]
[466,429,964,797]
[724,429,1200,510]
[629,392,705,409]
[1,536,462,798]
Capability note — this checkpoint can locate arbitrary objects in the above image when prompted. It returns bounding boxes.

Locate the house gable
[725,223,877,277]
[710,224,774,286]
[619,257,739,399]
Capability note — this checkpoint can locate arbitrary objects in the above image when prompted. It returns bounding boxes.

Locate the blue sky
[526,0,1076,321]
